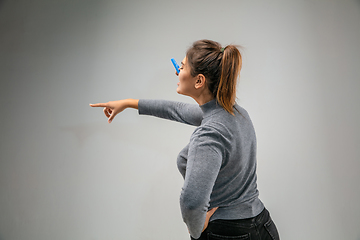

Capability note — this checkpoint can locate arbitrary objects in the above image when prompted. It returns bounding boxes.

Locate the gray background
[1,0,360,239]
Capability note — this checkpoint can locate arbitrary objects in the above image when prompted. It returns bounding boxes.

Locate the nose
[175,70,179,76]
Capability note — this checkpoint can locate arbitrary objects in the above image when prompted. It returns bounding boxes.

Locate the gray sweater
[138,99,264,239]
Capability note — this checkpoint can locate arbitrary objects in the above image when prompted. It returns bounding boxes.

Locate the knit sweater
[138,99,264,239]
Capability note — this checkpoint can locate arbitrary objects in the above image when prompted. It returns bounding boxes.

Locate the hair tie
[220,47,225,52]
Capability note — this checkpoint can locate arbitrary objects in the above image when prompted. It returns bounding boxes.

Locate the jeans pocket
[207,232,250,240]
[264,219,279,240]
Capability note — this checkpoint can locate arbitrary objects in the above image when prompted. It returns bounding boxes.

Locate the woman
[90,39,280,240]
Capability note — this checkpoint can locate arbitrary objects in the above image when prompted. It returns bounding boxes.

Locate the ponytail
[186,40,242,115]
[217,45,242,115]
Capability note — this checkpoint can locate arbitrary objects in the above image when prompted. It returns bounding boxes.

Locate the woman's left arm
[179,126,223,239]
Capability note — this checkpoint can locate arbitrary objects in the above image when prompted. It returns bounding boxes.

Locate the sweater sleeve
[138,99,203,126]
[180,125,223,239]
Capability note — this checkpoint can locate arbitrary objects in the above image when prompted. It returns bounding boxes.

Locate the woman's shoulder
[192,119,232,143]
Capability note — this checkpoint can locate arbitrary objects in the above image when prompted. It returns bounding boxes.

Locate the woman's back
[176,100,264,223]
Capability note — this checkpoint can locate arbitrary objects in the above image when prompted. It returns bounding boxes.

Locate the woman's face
[176,57,198,97]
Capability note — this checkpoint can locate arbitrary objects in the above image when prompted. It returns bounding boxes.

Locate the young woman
[90,39,280,240]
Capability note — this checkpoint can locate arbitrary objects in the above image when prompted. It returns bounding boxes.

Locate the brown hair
[186,39,242,115]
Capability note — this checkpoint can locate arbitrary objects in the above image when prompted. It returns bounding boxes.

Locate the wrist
[126,98,139,109]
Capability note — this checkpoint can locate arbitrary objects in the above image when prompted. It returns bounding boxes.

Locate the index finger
[89,103,107,108]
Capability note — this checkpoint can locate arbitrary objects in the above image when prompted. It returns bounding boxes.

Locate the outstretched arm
[90,99,139,123]
[138,99,203,126]
[90,98,203,126]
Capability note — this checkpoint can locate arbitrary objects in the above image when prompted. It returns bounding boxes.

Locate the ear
[194,74,206,89]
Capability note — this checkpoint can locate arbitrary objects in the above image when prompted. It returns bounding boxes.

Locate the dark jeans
[191,208,280,240]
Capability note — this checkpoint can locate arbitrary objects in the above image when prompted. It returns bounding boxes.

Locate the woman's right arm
[137,99,203,126]
[90,99,203,126]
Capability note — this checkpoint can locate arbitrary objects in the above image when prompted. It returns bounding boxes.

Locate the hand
[202,207,218,232]
[89,99,138,123]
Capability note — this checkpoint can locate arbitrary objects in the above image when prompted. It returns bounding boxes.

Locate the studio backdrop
[1,0,359,239]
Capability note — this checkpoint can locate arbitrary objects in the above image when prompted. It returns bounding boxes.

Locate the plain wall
[1,0,360,239]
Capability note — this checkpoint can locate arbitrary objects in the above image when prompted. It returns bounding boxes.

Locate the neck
[192,91,214,106]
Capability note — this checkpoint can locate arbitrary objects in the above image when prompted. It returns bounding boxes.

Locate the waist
[210,197,265,222]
